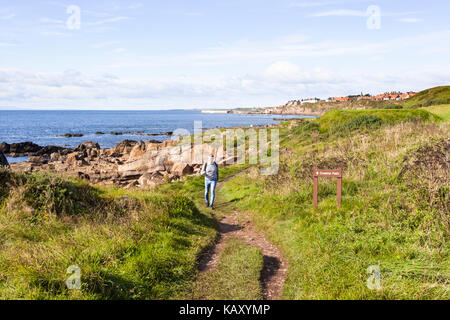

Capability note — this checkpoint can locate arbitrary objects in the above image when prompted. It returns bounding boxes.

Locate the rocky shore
[1,122,281,189]
[2,139,201,188]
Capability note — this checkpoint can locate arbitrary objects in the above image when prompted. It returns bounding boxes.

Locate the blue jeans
[205,179,217,207]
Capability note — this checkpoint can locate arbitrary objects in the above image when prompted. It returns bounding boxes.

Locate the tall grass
[220,115,449,299]
[0,171,216,299]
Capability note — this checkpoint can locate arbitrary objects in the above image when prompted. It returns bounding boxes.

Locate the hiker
[201,154,219,209]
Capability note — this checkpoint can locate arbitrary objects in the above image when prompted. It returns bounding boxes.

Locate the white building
[301,98,320,105]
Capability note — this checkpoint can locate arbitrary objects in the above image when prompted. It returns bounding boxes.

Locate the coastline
[2,118,305,188]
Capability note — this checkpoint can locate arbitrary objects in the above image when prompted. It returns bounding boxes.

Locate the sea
[0,110,310,163]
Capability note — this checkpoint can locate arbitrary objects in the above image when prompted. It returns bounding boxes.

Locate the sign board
[314,169,342,178]
[313,168,342,208]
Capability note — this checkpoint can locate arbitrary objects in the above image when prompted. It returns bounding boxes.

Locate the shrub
[339,114,383,132]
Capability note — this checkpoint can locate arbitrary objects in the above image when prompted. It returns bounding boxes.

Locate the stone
[2,142,41,156]
[120,170,142,180]
[118,159,153,173]
[34,145,70,156]
[74,141,100,152]
[0,142,10,154]
[29,156,48,164]
[148,164,166,173]
[171,163,194,177]
[78,172,90,180]
[129,141,147,160]
[112,140,138,155]
[50,152,60,161]
[59,133,83,138]
[0,150,9,167]
[138,172,165,188]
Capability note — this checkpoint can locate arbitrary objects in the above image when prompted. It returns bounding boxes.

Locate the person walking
[201,154,219,209]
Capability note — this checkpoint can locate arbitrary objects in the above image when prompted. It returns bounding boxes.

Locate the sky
[0,0,449,110]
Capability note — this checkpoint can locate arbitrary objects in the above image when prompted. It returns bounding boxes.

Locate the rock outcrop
[0,142,71,157]
[0,150,9,167]
[9,138,217,189]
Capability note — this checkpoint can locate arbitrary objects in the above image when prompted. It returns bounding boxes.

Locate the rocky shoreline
[1,122,280,189]
[2,139,197,189]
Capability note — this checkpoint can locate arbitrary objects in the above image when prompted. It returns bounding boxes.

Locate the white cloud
[0,61,447,109]
[40,17,64,24]
[87,16,130,26]
[398,18,423,23]
[309,9,367,17]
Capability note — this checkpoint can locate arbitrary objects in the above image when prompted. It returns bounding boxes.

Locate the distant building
[201,109,231,114]
[334,96,349,102]
[301,98,320,104]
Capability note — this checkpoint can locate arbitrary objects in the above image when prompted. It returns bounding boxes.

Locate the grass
[0,170,217,299]
[317,109,440,134]
[424,104,450,122]
[187,238,263,300]
[403,86,450,108]
[220,111,449,299]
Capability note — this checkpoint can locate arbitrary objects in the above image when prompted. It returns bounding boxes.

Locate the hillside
[263,85,450,115]
[403,86,450,108]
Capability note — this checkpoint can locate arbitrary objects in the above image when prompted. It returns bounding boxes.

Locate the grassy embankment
[220,107,449,299]
[403,86,450,108]
[0,170,218,299]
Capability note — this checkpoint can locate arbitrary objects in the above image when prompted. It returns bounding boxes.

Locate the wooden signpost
[313,168,342,208]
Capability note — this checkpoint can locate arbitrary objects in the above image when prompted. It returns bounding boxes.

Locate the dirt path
[197,173,288,300]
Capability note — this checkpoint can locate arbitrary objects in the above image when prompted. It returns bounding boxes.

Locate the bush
[318,109,439,134]
[339,114,383,132]
[22,173,102,216]
[291,120,320,138]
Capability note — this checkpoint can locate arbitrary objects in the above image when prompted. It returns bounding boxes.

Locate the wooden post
[337,168,342,208]
[313,167,318,208]
[313,168,342,209]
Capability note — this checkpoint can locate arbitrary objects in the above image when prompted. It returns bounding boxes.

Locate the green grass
[317,109,439,134]
[219,112,449,299]
[403,86,450,108]
[187,238,263,300]
[424,104,450,121]
[0,170,217,299]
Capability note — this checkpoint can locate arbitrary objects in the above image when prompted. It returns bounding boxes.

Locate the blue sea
[0,110,308,163]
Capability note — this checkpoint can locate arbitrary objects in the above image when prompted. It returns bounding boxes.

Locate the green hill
[403,86,450,108]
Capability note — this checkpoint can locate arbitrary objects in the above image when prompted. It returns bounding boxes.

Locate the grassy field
[0,170,217,299]
[424,104,450,121]
[220,109,449,299]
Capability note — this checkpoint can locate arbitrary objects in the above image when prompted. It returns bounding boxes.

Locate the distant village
[201,91,419,115]
[278,91,418,106]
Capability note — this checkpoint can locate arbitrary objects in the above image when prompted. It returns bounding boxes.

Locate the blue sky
[0,0,449,109]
